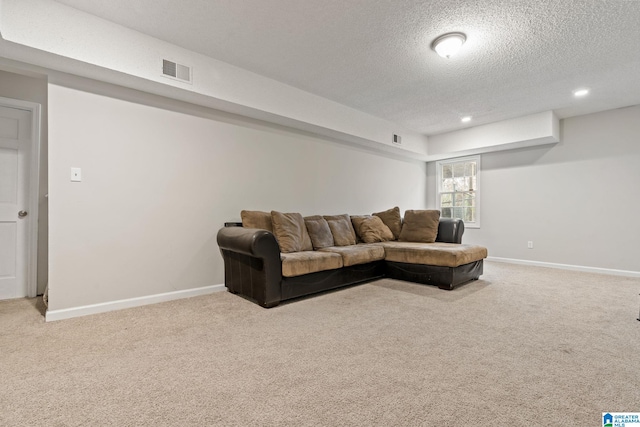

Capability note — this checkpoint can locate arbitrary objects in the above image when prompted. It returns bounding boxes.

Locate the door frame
[0,96,41,298]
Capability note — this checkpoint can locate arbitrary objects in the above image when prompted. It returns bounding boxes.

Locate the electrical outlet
[527,241,534,249]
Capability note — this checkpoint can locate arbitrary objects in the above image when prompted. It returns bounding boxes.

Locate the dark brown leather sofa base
[226,258,482,307]
[282,261,385,302]
[385,259,483,290]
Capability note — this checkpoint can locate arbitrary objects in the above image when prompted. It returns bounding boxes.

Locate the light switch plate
[71,167,82,182]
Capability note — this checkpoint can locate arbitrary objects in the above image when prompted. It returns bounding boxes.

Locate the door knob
[18,210,28,218]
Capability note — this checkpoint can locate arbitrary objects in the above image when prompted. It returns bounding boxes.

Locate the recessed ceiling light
[431,32,467,58]
[461,116,472,123]
[573,88,589,97]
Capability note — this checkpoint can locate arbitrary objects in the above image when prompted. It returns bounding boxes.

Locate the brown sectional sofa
[217,208,488,308]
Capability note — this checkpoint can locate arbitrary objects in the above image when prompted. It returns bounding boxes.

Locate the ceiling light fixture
[573,88,590,97]
[432,32,467,58]
[461,116,472,123]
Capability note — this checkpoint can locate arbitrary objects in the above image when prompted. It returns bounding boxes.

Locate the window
[436,155,480,228]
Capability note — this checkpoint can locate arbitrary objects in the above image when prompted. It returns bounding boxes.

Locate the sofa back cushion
[373,206,402,240]
[350,215,367,243]
[271,211,313,253]
[351,215,394,243]
[304,215,335,249]
[241,210,273,232]
[324,214,357,246]
[398,210,441,243]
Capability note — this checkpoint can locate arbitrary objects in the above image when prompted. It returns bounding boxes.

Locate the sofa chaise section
[381,242,487,290]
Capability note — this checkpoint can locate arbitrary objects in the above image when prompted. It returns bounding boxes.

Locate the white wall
[0,69,48,294]
[427,105,640,274]
[47,78,427,312]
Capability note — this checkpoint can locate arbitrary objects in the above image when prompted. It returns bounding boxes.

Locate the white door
[0,105,32,299]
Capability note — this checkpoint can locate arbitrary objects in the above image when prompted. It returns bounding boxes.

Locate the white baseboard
[45,284,226,322]
[487,257,640,278]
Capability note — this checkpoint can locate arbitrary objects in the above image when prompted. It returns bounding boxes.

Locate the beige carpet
[1,261,639,426]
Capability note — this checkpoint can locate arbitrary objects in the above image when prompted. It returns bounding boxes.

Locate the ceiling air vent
[162,59,192,84]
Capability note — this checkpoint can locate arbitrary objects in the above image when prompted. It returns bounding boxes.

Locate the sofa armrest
[217,226,279,257]
[217,227,283,307]
[436,218,465,244]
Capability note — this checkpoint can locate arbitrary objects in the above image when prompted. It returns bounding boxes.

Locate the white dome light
[432,32,467,58]
[461,116,472,123]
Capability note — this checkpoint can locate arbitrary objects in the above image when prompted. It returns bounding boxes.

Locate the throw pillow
[373,206,402,240]
[271,211,313,253]
[350,215,368,243]
[324,214,357,246]
[358,216,394,243]
[398,210,441,243]
[241,210,273,232]
[304,215,335,249]
[350,215,369,242]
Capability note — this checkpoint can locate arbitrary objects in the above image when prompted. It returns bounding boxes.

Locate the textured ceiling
[53,0,640,135]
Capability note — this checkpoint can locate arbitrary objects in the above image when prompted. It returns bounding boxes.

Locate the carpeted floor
[1,261,639,426]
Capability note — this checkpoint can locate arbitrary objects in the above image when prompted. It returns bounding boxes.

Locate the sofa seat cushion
[281,251,343,277]
[319,244,386,267]
[380,242,488,268]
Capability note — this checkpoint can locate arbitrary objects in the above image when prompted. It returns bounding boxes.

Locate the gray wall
[47,77,427,311]
[428,105,640,273]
